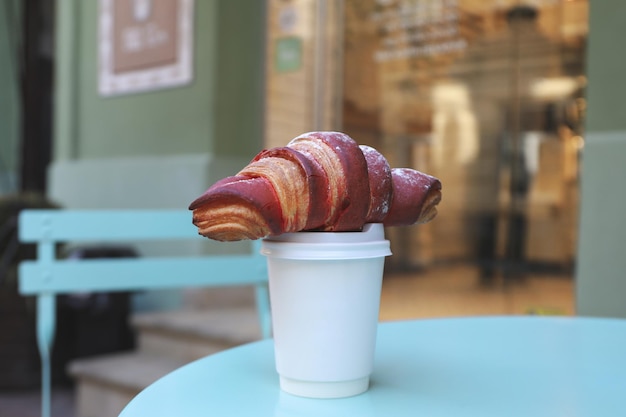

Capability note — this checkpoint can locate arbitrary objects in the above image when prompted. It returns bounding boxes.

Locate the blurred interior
[344,0,586,275]
[266,0,588,318]
[350,0,586,317]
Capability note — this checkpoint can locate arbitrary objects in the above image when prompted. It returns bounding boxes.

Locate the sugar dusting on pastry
[189,132,442,241]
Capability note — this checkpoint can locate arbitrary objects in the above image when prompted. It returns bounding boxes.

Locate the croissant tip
[189,192,214,210]
[416,188,442,224]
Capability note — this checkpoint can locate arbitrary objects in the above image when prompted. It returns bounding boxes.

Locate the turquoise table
[119,317,626,417]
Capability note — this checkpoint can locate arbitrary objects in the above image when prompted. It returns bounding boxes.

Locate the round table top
[119,316,626,417]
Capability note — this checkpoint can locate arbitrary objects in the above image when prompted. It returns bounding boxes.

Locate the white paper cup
[261,223,392,398]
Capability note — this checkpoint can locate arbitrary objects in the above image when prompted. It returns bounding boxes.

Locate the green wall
[50,0,266,211]
[575,0,626,317]
[0,1,22,193]
[583,2,626,133]
[214,1,266,156]
[54,0,265,161]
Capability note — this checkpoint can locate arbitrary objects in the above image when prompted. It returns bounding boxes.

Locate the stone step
[131,306,263,362]
[68,351,187,417]
[67,306,266,416]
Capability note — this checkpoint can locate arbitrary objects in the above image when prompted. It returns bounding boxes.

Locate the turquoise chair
[18,209,271,417]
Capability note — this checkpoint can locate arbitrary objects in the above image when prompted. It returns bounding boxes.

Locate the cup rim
[263,223,385,244]
[260,224,391,260]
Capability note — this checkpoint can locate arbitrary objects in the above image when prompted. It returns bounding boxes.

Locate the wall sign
[275,37,302,73]
[99,0,194,96]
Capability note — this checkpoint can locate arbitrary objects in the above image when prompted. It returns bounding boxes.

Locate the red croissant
[189,131,442,241]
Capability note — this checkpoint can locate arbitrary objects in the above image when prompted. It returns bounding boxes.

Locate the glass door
[342,0,588,283]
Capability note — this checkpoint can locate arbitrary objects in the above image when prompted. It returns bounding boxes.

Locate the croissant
[189,131,441,241]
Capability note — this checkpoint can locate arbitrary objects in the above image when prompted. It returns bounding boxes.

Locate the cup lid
[261,223,392,260]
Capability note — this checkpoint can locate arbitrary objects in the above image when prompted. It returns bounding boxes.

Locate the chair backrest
[18,209,271,417]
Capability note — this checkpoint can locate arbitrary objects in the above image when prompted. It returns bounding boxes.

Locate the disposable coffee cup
[261,223,392,399]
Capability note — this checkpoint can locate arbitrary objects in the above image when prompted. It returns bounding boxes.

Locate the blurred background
[2,0,625,416]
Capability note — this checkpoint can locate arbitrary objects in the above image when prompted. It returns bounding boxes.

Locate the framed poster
[98,0,194,96]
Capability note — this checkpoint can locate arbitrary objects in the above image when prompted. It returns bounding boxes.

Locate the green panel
[0,0,22,192]
[576,131,626,318]
[584,0,626,133]
[576,0,626,318]
[214,0,266,157]
[53,0,78,161]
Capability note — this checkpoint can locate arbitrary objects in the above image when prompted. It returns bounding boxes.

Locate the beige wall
[264,0,343,148]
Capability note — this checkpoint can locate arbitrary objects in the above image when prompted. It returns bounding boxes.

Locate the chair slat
[19,256,267,294]
[19,209,198,241]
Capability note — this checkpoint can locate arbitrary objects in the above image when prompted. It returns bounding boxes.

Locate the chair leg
[37,294,56,417]
[254,283,272,339]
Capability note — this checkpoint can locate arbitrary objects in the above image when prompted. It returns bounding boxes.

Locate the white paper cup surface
[261,223,391,398]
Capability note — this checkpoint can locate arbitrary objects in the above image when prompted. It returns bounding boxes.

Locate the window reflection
[343,0,587,285]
